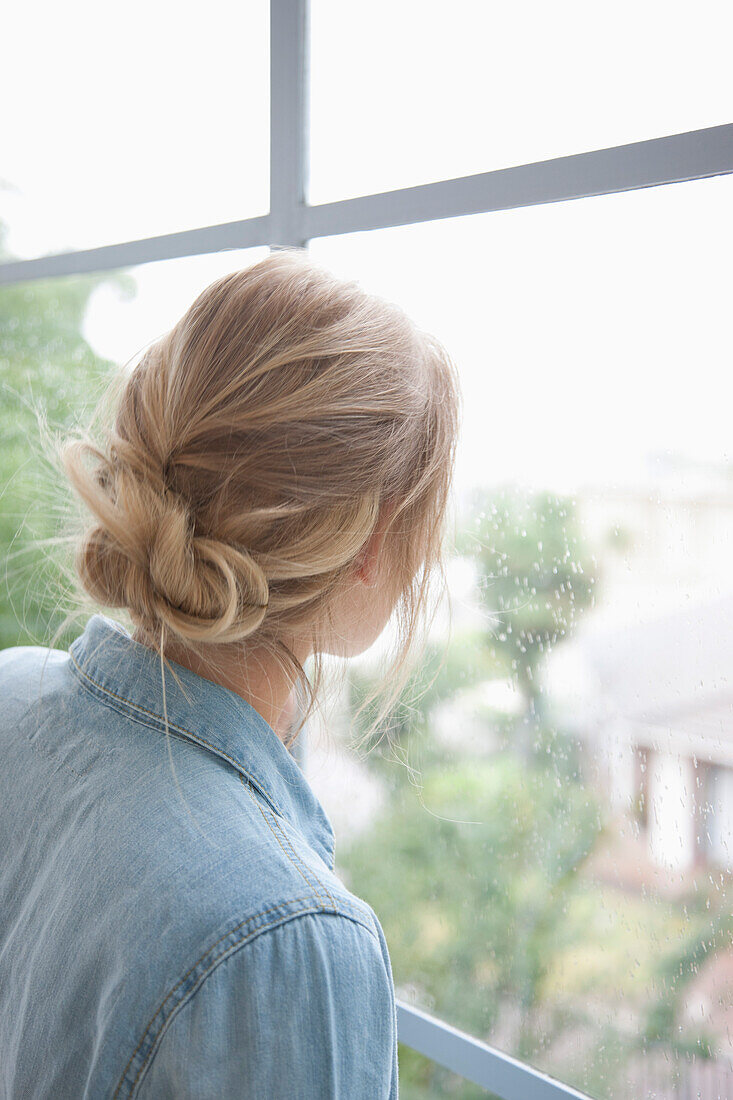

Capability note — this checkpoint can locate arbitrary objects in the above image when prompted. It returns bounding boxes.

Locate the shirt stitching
[113,896,312,1099]
[68,646,338,871]
[269,809,338,910]
[118,904,382,1099]
[241,777,325,903]
[68,647,281,811]
[241,775,337,910]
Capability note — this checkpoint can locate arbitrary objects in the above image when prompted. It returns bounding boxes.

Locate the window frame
[2,2,732,1095]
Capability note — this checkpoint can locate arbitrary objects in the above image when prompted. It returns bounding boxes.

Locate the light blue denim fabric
[0,613,398,1099]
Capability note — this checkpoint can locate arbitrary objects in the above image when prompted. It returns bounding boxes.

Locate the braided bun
[66,446,270,645]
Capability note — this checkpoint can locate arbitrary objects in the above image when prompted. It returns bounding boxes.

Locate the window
[2,2,732,1096]
[307,175,733,1097]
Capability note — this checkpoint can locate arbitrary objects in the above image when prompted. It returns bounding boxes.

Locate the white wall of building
[647,750,696,872]
[707,764,733,870]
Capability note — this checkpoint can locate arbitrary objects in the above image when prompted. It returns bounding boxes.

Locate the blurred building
[549,466,733,876]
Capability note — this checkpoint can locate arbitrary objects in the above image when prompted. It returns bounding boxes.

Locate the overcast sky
[2,0,732,503]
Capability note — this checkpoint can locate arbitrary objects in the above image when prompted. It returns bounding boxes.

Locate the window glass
[306,175,733,1097]
[1,0,268,260]
[308,0,733,204]
[0,247,268,649]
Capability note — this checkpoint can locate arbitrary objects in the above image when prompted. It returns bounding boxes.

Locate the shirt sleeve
[135,910,399,1100]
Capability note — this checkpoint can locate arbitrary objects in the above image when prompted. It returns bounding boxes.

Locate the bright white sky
[2,0,733,503]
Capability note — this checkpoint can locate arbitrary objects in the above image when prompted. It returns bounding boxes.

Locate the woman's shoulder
[99,744,384,977]
[234,772,379,929]
[112,783,397,1097]
[123,887,399,1100]
[119,821,398,1098]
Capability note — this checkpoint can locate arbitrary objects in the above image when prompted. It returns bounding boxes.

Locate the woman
[0,250,461,1098]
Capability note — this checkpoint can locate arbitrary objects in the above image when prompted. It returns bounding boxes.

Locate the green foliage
[454,485,600,751]
[641,893,733,1058]
[0,218,136,649]
[338,751,606,1078]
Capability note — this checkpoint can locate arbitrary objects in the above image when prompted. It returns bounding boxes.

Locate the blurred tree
[0,213,136,648]
[347,628,503,768]
[454,485,599,763]
[339,750,608,1096]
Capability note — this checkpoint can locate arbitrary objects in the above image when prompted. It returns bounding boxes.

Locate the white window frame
[2,2,732,1095]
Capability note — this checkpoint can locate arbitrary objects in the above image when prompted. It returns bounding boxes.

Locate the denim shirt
[0,613,399,1099]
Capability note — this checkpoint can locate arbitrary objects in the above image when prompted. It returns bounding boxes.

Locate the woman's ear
[355,504,396,588]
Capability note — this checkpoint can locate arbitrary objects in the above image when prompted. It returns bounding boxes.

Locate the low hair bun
[146,493,270,644]
[65,442,270,647]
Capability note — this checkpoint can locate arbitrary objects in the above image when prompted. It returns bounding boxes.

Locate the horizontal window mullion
[0,215,271,287]
[2,124,731,288]
[303,123,733,239]
[396,1000,592,1099]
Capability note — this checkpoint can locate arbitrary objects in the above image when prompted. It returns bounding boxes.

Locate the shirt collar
[68,613,335,869]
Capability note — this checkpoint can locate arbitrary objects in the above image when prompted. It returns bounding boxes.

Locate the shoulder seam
[239,774,338,910]
[117,905,381,1100]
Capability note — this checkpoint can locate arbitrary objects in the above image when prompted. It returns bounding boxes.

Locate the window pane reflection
[306,175,733,1098]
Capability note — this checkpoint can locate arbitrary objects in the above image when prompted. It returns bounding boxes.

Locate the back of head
[58,248,462,748]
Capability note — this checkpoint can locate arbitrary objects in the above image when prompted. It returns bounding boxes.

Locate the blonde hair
[48,249,462,754]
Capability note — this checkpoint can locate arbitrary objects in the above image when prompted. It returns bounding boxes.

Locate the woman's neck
[131,627,306,744]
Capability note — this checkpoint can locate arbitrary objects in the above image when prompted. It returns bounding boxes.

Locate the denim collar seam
[67,646,283,818]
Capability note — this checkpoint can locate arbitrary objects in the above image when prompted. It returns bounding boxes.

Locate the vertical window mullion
[270,0,310,249]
